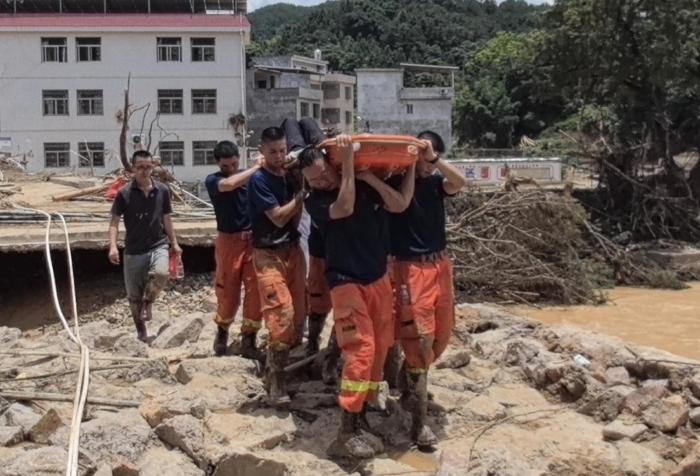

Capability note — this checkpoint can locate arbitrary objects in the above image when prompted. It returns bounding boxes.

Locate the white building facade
[0,13,249,183]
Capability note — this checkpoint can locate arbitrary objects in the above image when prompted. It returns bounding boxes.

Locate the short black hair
[298,147,325,169]
[417,130,446,154]
[261,127,286,144]
[214,141,239,161]
[131,150,153,164]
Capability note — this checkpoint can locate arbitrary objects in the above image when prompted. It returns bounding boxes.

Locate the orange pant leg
[366,275,394,403]
[433,257,455,360]
[240,241,263,335]
[254,248,296,350]
[307,255,332,315]
[213,233,244,330]
[331,283,375,413]
[287,244,308,347]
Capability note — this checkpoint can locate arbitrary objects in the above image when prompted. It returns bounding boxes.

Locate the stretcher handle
[317,135,429,150]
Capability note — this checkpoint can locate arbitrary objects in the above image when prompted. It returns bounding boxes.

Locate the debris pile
[446,189,682,305]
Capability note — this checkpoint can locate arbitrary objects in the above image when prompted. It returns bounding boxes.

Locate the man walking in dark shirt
[205,141,264,360]
[248,127,306,406]
[108,150,181,342]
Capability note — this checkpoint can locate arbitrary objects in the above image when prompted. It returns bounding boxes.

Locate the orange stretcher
[318,134,426,174]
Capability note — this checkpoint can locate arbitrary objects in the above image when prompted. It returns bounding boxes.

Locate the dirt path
[512,283,700,361]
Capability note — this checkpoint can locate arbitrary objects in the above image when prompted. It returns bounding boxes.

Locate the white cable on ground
[22,207,90,476]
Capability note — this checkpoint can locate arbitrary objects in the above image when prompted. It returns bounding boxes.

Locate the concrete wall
[356,69,453,149]
[0,30,247,183]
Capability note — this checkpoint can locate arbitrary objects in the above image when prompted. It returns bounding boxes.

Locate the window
[192,89,217,114]
[43,90,69,116]
[191,38,215,62]
[41,38,67,62]
[76,37,101,62]
[193,141,217,166]
[312,103,320,120]
[77,90,103,116]
[406,104,414,114]
[157,38,182,62]
[44,143,70,167]
[345,111,352,125]
[300,102,309,117]
[78,142,105,167]
[158,89,183,114]
[345,86,352,101]
[257,80,267,89]
[159,141,185,166]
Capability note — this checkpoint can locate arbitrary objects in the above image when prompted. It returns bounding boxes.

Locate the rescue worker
[388,131,467,447]
[205,141,264,360]
[248,127,306,406]
[108,150,181,342]
[303,136,415,459]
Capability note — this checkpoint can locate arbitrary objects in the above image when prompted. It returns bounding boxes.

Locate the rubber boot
[305,313,326,357]
[213,325,228,356]
[409,372,437,448]
[129,301,148,343]
[357,404,385,454]
[383,343,404,391]
[322,332,341,385]
[266,347,291,407]
[327,410,375,459]
[240,333,265,362]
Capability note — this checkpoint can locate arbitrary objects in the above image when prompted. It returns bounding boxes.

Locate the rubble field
[0,293,698,476]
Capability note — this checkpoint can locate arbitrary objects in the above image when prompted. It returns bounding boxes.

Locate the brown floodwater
[512,283,700,361]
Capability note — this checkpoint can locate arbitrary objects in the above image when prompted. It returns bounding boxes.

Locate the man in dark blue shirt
[247,127,306,407]
[205,141,264,361]
[388,131,467,448]
[303,136,415,459]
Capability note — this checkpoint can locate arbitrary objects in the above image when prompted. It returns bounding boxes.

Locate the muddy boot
[266,347,291,407]
[213,325,229,356]
[240,333,265,362]
[327,410,376,459]
[322,332,341,385]
[128,301,148,342]
[357,404,385,454]
[409,372,437,448]
[305,313,326,357]
[140,300,153,322]
[383,343,404,391]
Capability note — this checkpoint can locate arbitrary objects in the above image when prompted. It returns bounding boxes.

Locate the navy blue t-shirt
[247,168,300,249]
[205,172,251,234]
[306,181,389,288]
[307,221,325,258]
[388,174,449,257]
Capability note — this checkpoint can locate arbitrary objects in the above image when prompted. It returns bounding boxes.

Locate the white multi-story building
[0,3,249,183]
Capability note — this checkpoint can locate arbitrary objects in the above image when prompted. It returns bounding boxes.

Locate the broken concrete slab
[435,350,471,370]
[602,419,648,441]
[605,366,631,386]
[457,395,507,421]
[0,328,21,347]
[0,403,41,435]
[623,382,670,415]
[205,412,297,451]
[79,409,153,464]
[642,394,689,433]
[0,427,22,447]
[138,447,204,476]
[155,414,208,468]
[111,458,140,476]
[211,449,289,476]
[174,356,257,385]
[670,444,700,476]
[0,446,68,476]
[151,314,205,349]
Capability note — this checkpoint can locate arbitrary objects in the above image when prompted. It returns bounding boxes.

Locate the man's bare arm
[217,164,260,193]
[108,215,120,265]
[163,214,182,255]
[329,135,355,220]
[357,167,413,213]
[265,193,304,228]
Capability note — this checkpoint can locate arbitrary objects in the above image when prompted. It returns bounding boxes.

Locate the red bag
[105,177,126,201]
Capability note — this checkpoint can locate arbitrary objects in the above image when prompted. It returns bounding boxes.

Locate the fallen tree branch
[0,391,140,408]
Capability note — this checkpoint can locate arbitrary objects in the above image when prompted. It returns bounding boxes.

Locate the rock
[113,334,149,358]
[151,314,205,349]
[205,412,297,450]
[623,382,669,415]
[428,387,475,413]
[0,427,22,447]
[0,327,21,347]
[28,408,65,444]
[578,385,634,421]
[112,358,174,384]
[94,465,112,476]
[174,357,257,385]
[80,409,153,464]
[435,351,471,370]
[605,366,631,386]
[140,395,207,428]
[642,378,669,389]
[615,440,666,475]
[93,329,129,350]
[602,419,648,441]
[689,373,700,400]
[112,459,140,476]
[155,415,207,468]
[0,403,41,435]
[138,447,204,476]
[671,444,700,476]
[642,395,689,432]
[544,363,565,383]
[0,446,68,475]
[486,384,549,408]
[690,407,700,425]
[457,395,507,421]
[289,392,337,411]
[212,449,289,476]
[561,370,587,400]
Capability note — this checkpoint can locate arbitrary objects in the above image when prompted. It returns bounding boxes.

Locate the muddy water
[512,283,700,361]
